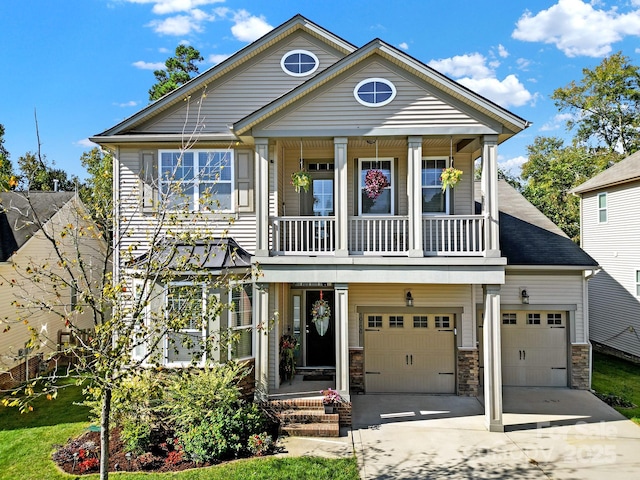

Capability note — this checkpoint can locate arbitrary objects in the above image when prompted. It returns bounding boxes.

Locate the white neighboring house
[0,192,105,387]
[573,151,640,362]
[91,15,598,432]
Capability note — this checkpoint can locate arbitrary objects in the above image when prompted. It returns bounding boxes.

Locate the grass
[0,382,359,480]
[592,351,640,425]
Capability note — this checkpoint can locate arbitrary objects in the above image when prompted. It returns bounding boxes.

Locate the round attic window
[354,78,396,107]
[281,50,319,77]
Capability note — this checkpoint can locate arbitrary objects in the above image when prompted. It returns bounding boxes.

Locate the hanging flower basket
[440,167,463,192]
[364,169,390,200]
[311,298,331,336]
[291,171,312,193]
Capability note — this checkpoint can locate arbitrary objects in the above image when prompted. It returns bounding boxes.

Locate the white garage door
[364,313,455,393]
[500,311,567,387]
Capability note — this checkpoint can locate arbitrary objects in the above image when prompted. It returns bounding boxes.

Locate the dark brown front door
[305,290,335,366]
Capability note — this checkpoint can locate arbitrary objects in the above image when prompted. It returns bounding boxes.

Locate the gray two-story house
[92,15,597,432]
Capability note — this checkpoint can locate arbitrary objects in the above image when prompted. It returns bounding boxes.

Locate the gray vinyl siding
[137,32,344,135]
[349,283,473,348]
[581,182,640,357]
[116,147,257,269]
[261,57,488,133]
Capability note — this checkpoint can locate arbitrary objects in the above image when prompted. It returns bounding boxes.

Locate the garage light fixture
[521,289,529,304]
[406,291,413,307]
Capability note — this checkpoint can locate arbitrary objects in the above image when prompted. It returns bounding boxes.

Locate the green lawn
[0,384,359,480]
[592,351,640,425]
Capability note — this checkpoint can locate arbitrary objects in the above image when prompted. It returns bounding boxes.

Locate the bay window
[165,283,207,366]
[229,283,253,359]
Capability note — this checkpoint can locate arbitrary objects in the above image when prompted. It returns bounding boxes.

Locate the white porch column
[334,138,349,257]
[254,282,270,401]
[255,138,269,256]
[483,284,503,432]
[334,283,350,400]
[407,136,423,257]
[481,135,500,257]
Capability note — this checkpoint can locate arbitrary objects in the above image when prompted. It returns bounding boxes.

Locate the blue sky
[2,0,640,179]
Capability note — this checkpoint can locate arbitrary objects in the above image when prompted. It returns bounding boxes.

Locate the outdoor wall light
[521,289,530,304]
[406,291,413,307]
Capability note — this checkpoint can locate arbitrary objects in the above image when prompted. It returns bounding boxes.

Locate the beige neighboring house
[0,192,104,387]
[91,14,597,432]
[573,151,640,362]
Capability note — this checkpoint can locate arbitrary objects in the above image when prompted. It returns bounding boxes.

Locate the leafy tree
[17,151,78,191]
[520,136,619,241]
[149,45,203,101]
[0,123,18,191]
[79,147,113,236]
[552,52,640,155]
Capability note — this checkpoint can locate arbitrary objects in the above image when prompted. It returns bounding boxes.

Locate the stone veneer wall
[349,347,364,394]
[457,348,479,396]
[571,344,590,390]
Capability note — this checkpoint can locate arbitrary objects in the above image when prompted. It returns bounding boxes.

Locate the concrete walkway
[279,387,640,479]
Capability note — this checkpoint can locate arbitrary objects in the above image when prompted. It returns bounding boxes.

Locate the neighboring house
[91,15,596,432]
[0,192,105,387]
[573,151,640,362]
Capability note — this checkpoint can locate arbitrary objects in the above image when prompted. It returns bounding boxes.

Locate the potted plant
[440,167,463,191]
[320,388,343,413]
[291,170,312,193]
[279,335,299,384]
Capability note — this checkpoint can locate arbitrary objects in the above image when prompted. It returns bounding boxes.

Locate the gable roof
[572,150,640,194]
[475,180,597,268]
[92,14,356,141]
[0,192,75,262]
[233,38,529,143]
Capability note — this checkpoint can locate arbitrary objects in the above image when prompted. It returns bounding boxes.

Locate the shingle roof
[571,150,640,194]
[475,180,598,267]
[0,192,74,262]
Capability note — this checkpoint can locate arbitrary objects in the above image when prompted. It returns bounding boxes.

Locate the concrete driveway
[280,387,640,479]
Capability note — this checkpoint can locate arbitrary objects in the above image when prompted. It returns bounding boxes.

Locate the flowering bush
[291,170,312,193]
[440,167,463,191]
[364,169,390,200]
[248,432,274,456]
[320,388,343,405]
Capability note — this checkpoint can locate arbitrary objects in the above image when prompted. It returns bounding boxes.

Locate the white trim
[597,192,607,224]
[164,282,207,368]
[358,157,395,215]
[280,49,319,77]
[353,78,397,107]
[420,156,450,215]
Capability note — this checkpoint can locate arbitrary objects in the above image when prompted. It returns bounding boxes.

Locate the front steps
[267,398,340,438]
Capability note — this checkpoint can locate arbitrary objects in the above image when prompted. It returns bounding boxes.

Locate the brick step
[268,398,324,410]
[281,422,340,438]
[277,409,339,424]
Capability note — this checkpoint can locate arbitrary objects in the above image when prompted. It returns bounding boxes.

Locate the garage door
[501,312,567,387]
[364,313,455,393]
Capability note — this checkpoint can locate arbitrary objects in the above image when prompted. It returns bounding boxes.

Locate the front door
[305,290,335,366]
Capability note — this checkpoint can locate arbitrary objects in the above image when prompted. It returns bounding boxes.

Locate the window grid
[354,78,396,107]
[598,193,607,223]
[281,50,319,77]
[413,316,428,328]
[547,313,562,325]
[389,315,404,328]
[435,315,450,328]
[368,315,382,328]
[527,313,541,325]
[422,158,448,213]
[359,158,394,215]
[502,313,517,325]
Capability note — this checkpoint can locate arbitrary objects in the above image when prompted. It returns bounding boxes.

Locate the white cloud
[230,10,273,42]
[207,53,231,65]
[497,44,509,58]
[539,113,574,131]
[124,0,223,15]
[399,42,409,51]
[429,53,534,108]
[512,0,640,57]
[516,57,531,71]
[499,155,528,174]
[75,138,96,148]
[148,12,209,35]
[114,100,139,107]
[132,60,166,70]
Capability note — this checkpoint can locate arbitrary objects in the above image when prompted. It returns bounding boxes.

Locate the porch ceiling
[278,136,477,152]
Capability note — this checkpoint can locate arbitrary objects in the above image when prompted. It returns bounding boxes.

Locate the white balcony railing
[270,215,485,256]
[423,215,484,256]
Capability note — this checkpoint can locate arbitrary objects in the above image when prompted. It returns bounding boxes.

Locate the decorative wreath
[311,298,331,324]
[364,169,390,200]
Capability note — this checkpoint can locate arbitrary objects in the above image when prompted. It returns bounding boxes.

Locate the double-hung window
[160,150,233,211]
[229,284,253,359]
[636,270,640,297]
[359,158,394,215]
[165,283,206,366]
[422,158,448,214]
[598,193,607,223]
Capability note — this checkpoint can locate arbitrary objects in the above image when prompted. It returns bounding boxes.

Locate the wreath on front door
[311,298,331,324]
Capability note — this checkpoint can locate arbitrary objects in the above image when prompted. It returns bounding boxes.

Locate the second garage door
[364,313,455,393]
